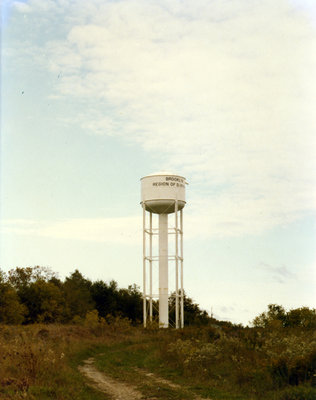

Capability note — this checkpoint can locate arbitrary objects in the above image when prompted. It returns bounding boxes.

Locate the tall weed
[163,326,316,397]
[0,322,127,399]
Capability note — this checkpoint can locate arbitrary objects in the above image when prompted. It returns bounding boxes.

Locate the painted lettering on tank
[152,182,169,186]
[165,176,184,183]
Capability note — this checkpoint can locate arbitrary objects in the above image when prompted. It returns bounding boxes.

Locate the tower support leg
[180,209,184,329]
[149,212,153,322]
[175,201,179,329]
[143,203,147,327]
[159,213,168,328]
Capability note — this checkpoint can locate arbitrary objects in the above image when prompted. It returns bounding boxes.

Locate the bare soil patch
[134,368,210,400]
[79,357,143,400]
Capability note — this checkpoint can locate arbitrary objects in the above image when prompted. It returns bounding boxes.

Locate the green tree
[90,279,118,318]
[253,304,287,328]
[8,266,54,288]
[7,267,64,323]
[63,270,95,320]
[22,280,64,323]
[285,307,316,329]
[0,270,26,324]
[117,284,142,323]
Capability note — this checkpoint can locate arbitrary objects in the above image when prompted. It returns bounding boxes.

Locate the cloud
[219,305,235,314]
[258,262,295,283]
[1,217,142,245]
[1,198,303,248]
[5,0,316,237]
[13,1,31,13]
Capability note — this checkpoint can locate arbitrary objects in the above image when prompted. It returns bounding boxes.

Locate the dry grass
[0,323,131,399]
[1,323,315,400]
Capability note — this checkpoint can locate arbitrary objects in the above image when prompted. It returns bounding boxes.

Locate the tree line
[1,266,315,328]
[0,266,211,325]
[252,303,316,329]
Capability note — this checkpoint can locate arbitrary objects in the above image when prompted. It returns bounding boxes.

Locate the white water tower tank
[141,172,187,214]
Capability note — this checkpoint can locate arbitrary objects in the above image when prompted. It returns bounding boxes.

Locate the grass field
[90,335,248,399]
[0,322,315,400]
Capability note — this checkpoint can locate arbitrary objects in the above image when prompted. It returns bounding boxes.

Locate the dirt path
[79,357,210,400]
[134,368,209,400]
[78,357,143,400]
[135,368,181,389]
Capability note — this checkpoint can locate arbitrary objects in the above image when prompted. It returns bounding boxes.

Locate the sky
[1,0,316,325]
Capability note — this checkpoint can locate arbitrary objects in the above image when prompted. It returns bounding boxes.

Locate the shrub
[162,325,316,397]
[277,384,316,400]
[0,326,67,397]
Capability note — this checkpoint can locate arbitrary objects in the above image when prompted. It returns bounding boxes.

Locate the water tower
[140,172,187,328]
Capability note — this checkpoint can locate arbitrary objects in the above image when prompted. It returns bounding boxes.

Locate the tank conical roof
[141,171,186,180]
